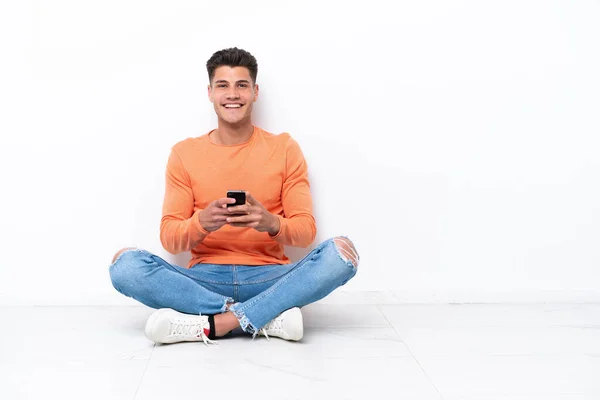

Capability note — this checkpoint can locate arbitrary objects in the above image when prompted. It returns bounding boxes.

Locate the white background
[1,0,599,305]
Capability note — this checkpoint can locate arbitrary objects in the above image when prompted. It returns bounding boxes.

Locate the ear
[253,84,259,102]
[208,84,213,102]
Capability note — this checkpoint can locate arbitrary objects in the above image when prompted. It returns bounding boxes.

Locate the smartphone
[227,190,246,207]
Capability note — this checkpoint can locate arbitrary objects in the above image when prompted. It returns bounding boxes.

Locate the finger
[211,207,230,216]
[226,215,250,224]
[226,214,259,224]
[227,204,249,214]
[245,192,259,206]
[216,197,237,207]
[229,223,250,227]
[230,221,260,228]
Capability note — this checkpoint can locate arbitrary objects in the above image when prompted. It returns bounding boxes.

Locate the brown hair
[206,47,258,85]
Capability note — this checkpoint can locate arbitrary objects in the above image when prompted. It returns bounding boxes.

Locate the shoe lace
[170,319,217,346]
[259,317,284,342]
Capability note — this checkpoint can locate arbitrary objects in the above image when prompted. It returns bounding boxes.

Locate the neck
[212,121,254,145]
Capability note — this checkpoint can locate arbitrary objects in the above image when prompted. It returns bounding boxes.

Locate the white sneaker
[259,307,303,341]
[144,308,216,345]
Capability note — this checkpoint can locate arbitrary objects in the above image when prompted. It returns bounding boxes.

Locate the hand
[225,192,280,235]
[199,197,237,232]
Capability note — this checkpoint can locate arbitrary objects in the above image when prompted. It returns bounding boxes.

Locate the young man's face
[208,66,259,126]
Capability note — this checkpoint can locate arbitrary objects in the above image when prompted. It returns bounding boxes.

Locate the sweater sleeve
[159,148,210,254]
[270,137,317,247]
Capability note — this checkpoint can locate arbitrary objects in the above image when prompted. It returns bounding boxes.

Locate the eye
[217,84,227,88]
[238,83,248,88]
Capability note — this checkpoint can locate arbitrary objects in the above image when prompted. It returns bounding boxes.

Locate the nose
[226,87,240,99]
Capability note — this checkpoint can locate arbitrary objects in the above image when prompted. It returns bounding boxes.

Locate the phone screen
[227,190,246,207]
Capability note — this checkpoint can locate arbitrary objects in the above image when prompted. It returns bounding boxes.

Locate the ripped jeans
[109,237,358,334]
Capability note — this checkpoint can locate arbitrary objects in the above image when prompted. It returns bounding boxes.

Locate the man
[109,48,359,345]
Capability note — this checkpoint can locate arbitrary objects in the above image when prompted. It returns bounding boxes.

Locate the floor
[1,304,599,399]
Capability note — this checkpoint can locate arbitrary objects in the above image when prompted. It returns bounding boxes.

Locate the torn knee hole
[112,247,137,264]
[333,237,359,267]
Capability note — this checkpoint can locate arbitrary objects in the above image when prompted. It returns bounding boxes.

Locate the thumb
[246,192,259,205]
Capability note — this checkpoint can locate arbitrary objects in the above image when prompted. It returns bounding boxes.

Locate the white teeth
[224,104,241,108]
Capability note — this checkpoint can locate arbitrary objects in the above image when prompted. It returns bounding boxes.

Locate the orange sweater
[160,126,317,268]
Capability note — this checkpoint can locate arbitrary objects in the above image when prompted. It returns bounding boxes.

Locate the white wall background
[1,0,599,305]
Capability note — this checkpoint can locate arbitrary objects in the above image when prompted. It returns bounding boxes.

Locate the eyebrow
[214,79,251,85]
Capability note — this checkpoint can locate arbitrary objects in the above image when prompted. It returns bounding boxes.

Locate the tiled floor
[1,304,599,399]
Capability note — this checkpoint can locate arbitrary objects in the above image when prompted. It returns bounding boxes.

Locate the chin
[225,118,243,125]
[218,118,241,126]
[221,114,249,125]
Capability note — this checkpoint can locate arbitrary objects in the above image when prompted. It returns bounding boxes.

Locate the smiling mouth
[223,104,243,109]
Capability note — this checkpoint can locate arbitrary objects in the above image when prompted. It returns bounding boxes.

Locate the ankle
[214,311,240,337]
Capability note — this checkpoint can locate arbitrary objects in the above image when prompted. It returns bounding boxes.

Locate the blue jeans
[109,237,357,334]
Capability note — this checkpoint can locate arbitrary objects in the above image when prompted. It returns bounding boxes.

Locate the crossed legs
[110,237,359,339]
